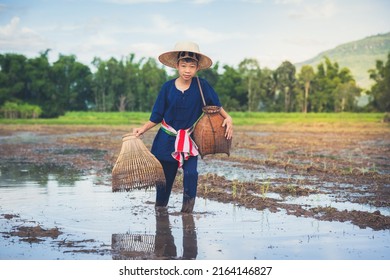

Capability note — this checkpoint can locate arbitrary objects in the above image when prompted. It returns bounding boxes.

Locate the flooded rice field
[0,123,389,260]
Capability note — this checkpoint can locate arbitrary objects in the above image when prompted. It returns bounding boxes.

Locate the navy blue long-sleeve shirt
[150,77,221,162]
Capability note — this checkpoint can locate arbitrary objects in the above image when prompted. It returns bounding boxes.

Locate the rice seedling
[204,185,211,196]
[287,183,297,195]
[232,180,238,199]
[239,184,246,198]
[357,167,369,175]
[260,181,270,200]
[266,145,276,161]
[371,163,377,173]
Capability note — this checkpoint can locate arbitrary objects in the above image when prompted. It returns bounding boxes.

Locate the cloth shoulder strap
[196,76,206,107]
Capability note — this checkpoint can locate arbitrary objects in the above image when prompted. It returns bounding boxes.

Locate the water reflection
[0,162,83,187]
[112,208,197,260]
[181,214,198,259]
[1,161,389,260]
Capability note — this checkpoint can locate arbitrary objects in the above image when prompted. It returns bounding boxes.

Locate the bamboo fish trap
[111,133,166,192]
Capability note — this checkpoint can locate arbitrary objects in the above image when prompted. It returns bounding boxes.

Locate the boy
[134,41,233,213]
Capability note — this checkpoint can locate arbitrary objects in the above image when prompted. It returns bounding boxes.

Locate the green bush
[0,101,42,119]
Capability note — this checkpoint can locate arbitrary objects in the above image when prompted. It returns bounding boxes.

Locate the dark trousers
[156,156,198,208]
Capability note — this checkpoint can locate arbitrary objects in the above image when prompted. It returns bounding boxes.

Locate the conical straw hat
[158,41,212,70]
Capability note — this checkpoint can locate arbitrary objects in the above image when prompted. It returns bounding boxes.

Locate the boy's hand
[133,127,144,137]
[222,116,233,140]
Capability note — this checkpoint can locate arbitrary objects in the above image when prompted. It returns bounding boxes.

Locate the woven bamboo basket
[111,133,166,192]
[193,106,232,158]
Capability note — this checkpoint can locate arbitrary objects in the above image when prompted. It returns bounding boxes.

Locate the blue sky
[1,0,389,70]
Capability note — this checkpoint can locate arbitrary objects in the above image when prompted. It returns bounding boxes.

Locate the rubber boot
[155,200,168,208]
[181,198,195,213]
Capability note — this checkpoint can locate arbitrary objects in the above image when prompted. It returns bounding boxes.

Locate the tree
[367,53,390,112]
[275,61,296,112]
[215,65,246,111]
[238,58,261,111]
[105,57,126,112]
[25,50,54,109]
[0,53,28,105]
[50,54,92,116]
[198,62,220,87]
[333,81,361,112]
[298,65,315,113]
[139,58,167,111]
[124,54,144,111]
[255,68,277,112]
[311,57,355,112]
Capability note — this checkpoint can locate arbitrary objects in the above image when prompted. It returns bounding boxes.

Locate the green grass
[0,111,386,126]
[229,112,385,125]
[0,111,151,125]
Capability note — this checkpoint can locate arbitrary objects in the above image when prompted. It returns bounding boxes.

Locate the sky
[1,0,390,70]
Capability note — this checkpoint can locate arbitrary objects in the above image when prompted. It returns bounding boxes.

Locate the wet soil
[0,121,389,247]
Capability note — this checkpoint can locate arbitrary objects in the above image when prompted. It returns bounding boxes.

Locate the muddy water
[0,162,389,260]
[198,159,390,216]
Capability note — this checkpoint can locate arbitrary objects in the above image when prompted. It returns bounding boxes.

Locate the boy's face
[176,59,199,81]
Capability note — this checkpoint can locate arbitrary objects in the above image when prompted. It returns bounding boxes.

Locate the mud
[0,121,389,259]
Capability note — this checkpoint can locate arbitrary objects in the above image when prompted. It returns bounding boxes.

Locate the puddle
[198,158,390,215]
[0,162,389,260]
[198,159,293,181]
[283,193,390,216]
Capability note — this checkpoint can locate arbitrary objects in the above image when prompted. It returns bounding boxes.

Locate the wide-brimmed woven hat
[158,41,212,70]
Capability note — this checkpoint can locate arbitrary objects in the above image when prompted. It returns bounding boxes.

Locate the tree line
[0,50,389,118]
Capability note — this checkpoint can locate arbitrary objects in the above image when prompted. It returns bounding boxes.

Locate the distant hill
[295,32,390,89]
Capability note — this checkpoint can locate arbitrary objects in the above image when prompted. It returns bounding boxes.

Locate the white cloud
[274,0,303,4]
[0,16,47,51]
[150,15,178,34]
[107,0,215,3]
[283,35,329,48]
[191,0,215,4]
[1,0,387,70]
[0,3,7,12]
[241,0,265,3]
[129,42,164,57]
[84,34,116,49]
[106,0,174,4]
[184,27,232,44]
[0,17,24,36]
[89,14,178,36]
[288,0,338,20]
